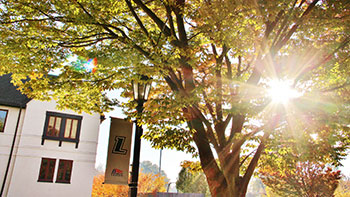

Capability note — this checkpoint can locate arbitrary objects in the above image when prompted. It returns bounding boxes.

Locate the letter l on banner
[105,117,133,185]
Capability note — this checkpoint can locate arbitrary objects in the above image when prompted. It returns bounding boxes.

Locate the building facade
[0,74,101,197]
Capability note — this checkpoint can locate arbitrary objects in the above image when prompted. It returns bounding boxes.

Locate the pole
[129,100,144,197]
[159,149,162,174]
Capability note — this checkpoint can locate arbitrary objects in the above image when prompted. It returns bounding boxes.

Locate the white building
[0,74,101,197]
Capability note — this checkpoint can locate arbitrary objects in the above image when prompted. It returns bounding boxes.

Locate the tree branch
[125,0,156,46]
[240,132,269,194]
[164,2,177,38]
[271,2,295,48]
[190,105,219,149]
[203,90,216,121]
[321,82,350,93]
[273,0,319,53]
[58,36,114,47]
[173,0,187,45]
[228,115,245,142]
[230,125,265,155]
[225,54,232,79]
[191,118,227,195]
[239,149,257,167]
[294,36,350,85]
[132,0,172,37]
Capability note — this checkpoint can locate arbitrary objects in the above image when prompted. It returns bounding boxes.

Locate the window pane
[57,170,63,180]
[48,116,55,127]
[48,160,55,180]
[47,116,60,137]
[56,160,73,183]
[65,170,71,182]
[38,158,56,182]
[64,119,72,138]
[55,117,61,136]
[70,120,78,139]
[0,110,8,132]
[39,160,47,180]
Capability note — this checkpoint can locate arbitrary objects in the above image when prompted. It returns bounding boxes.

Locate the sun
[267,79,301,104]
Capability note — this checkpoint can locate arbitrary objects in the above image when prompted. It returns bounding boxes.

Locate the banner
[105,117,133,185]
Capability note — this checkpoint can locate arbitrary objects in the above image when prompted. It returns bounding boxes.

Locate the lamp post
[129,75,151,197]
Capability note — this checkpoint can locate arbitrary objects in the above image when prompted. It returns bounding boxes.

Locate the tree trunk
[205,181,249,197]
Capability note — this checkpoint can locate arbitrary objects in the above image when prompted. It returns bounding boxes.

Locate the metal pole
[129,100,144,197]
[159,149,162,174]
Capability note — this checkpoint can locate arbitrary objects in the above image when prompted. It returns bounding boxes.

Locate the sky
[94,91,350,183]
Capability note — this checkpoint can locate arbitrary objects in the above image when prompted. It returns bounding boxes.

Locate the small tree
[140,160,169,183]
[92,172,166,196]
[260,161,341,197]
[176,161,210,196]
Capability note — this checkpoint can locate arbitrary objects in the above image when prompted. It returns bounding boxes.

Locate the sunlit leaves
[1,0,350,195]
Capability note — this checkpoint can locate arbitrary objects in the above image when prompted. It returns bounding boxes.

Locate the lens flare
[65,55,97,73]
[267,79,301,104]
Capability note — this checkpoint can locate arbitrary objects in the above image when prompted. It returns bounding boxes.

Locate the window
[42,112,82,148]
[37,158,74,184]
[56,160,73,184]
[38,158,56,182]
[0,109,8,132]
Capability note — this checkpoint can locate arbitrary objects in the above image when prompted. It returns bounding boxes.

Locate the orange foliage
[260,161,341,196]
[91,172,167,197]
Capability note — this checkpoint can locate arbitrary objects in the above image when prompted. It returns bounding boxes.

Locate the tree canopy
[1,0,350,196]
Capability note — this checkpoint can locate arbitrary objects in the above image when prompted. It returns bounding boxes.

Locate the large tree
[1,1,350,196]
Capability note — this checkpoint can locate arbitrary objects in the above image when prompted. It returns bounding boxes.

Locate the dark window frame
[0,109,8,133]
[56,159,73,184]
[41,111,82,148]
[38,158,56,182]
